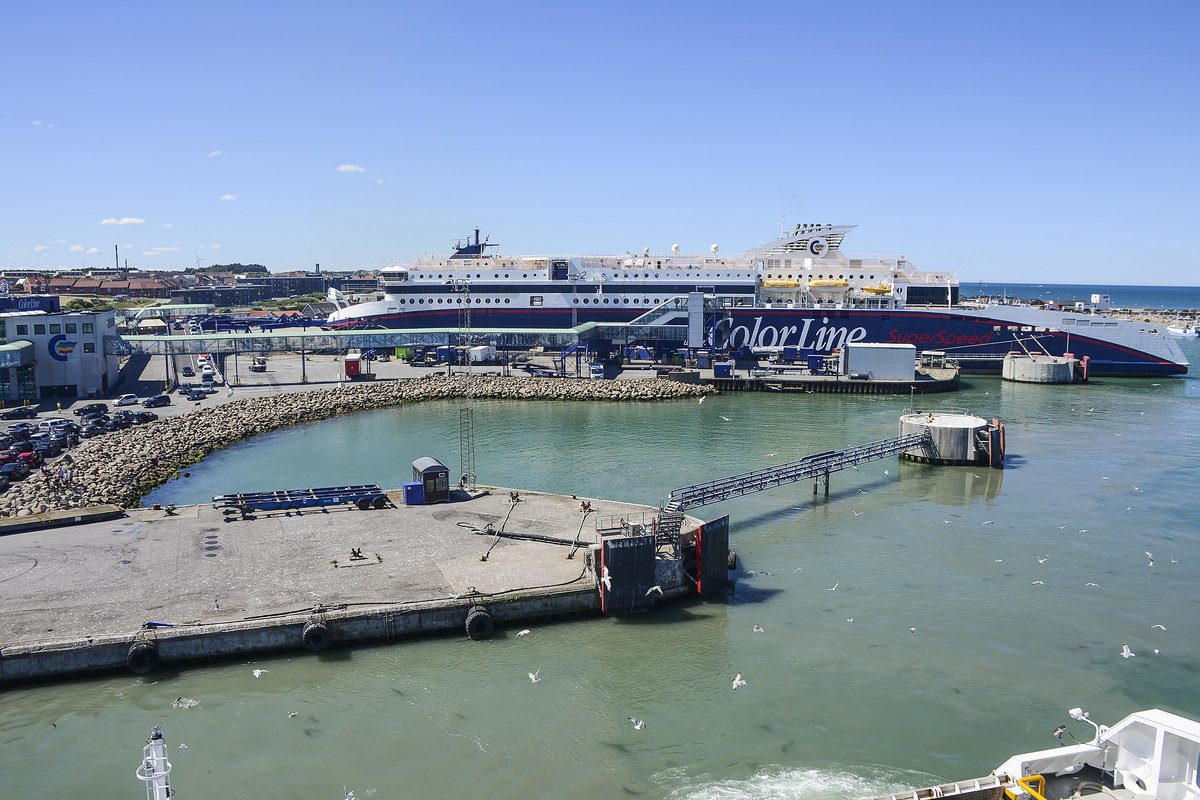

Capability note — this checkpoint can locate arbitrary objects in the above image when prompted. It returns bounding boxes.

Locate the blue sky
[4,1,1198,285]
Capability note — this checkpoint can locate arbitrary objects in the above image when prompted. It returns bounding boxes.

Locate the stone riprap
[5,375,709,517]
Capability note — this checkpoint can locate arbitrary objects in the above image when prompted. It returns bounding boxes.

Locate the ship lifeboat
[861,282,892,295]
[761,278,801,290]
[807,277,850,300]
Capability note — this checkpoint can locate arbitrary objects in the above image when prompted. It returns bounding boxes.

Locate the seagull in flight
[731,673,747,690]
[720,415,732,422]
[752,624,765,633]
[645,585,663,597]
[1121,644,1135,659]
[827,582,839,591]
[698,396,705,405]
[627,717,646,730]
[1150,624,1167,631]
[252,669,269,678]
[600,565,612,591]
[1031,580,1044,585]
[516,629,531,636]
[909,627,917,634]
[850,510,861,516]
[981,520,994,525]
[1036,555,1049,564]
[1085,582,1100,588]
[529,669,541,683]
[288,712,298,718]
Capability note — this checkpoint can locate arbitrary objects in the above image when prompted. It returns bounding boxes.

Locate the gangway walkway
[664,430,933,511]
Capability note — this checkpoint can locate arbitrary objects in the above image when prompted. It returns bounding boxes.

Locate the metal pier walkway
[665,430,933,512]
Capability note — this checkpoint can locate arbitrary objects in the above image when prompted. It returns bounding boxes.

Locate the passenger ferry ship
[324,225,1189,377]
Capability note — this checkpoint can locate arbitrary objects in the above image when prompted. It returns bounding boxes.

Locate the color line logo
[48,334,76,361]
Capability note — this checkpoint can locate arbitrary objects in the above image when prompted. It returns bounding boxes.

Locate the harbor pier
[0,488,709,684]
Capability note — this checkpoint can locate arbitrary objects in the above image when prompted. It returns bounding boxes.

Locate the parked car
[106,417,132,431]
[33,441,61,458]
[113,394,139,407]
[142,395,171,408]
[185,389,207,401]
[6,422,36,435]
[38,418,75,434]
[0,462,30,481]
[131,411,159,424]
[17,451,42,468]
[80,424,106,439]
[74,403,108,417]
[181,366,195,377]
[0,406,37,420]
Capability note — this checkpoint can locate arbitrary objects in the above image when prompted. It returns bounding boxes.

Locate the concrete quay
[0,487,701,685]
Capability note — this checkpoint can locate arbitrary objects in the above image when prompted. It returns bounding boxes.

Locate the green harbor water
[4,338,1199,800]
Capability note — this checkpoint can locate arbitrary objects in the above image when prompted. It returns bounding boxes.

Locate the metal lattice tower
[457,279,476,489]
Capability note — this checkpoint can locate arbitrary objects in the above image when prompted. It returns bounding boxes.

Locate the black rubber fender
[126,641,159,674]
[301,620,330,651]
[356,497,373,510]
[727,549,738,570]
[464,605,494,641]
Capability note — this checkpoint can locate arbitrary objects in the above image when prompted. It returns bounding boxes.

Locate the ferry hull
[325,306,1187,378]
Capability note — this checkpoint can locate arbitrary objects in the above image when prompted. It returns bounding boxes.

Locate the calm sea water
[4,336,1200,800]
[970,282,1200,311]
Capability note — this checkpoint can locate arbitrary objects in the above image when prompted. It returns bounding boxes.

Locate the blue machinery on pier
[214,484,389,515]
[664,430,934,512]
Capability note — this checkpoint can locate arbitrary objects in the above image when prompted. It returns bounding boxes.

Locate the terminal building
[0,296,118,405]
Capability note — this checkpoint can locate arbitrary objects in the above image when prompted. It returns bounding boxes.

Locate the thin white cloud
[51,239,67,244]
[86,247,100,254]
[220,194,237,201]
[337,164,365,173]
[69,244,84,252]
[205,150,223,158]
[33,245,47,251]
[163,223,173,228]
[99,217,146,225]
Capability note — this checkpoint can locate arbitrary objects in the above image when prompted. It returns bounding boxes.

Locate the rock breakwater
[5,375,710,518]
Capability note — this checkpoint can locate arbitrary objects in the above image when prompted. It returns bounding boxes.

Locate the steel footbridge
[664,430,933,512]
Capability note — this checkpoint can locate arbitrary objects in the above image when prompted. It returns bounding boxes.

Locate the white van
[38,418,73,434]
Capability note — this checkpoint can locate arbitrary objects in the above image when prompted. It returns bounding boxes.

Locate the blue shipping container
[714,362,732,378]
[403,481,425,506]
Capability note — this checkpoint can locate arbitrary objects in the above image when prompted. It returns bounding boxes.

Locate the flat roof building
[0,308,119,404]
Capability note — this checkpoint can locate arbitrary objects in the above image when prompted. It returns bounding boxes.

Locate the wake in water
[659,764,940,800]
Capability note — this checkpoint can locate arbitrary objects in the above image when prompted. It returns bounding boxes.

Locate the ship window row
[395,282,755,295]
[764,274,877,280]
[397,297,671,305]
[404,298,516,305]
[573,298,659,304]
[416,272,756,281]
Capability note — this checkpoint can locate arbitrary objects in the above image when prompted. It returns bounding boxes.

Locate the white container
[843,343,916,380]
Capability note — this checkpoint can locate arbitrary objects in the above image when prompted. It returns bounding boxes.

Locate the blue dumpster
[403,481,425,506]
